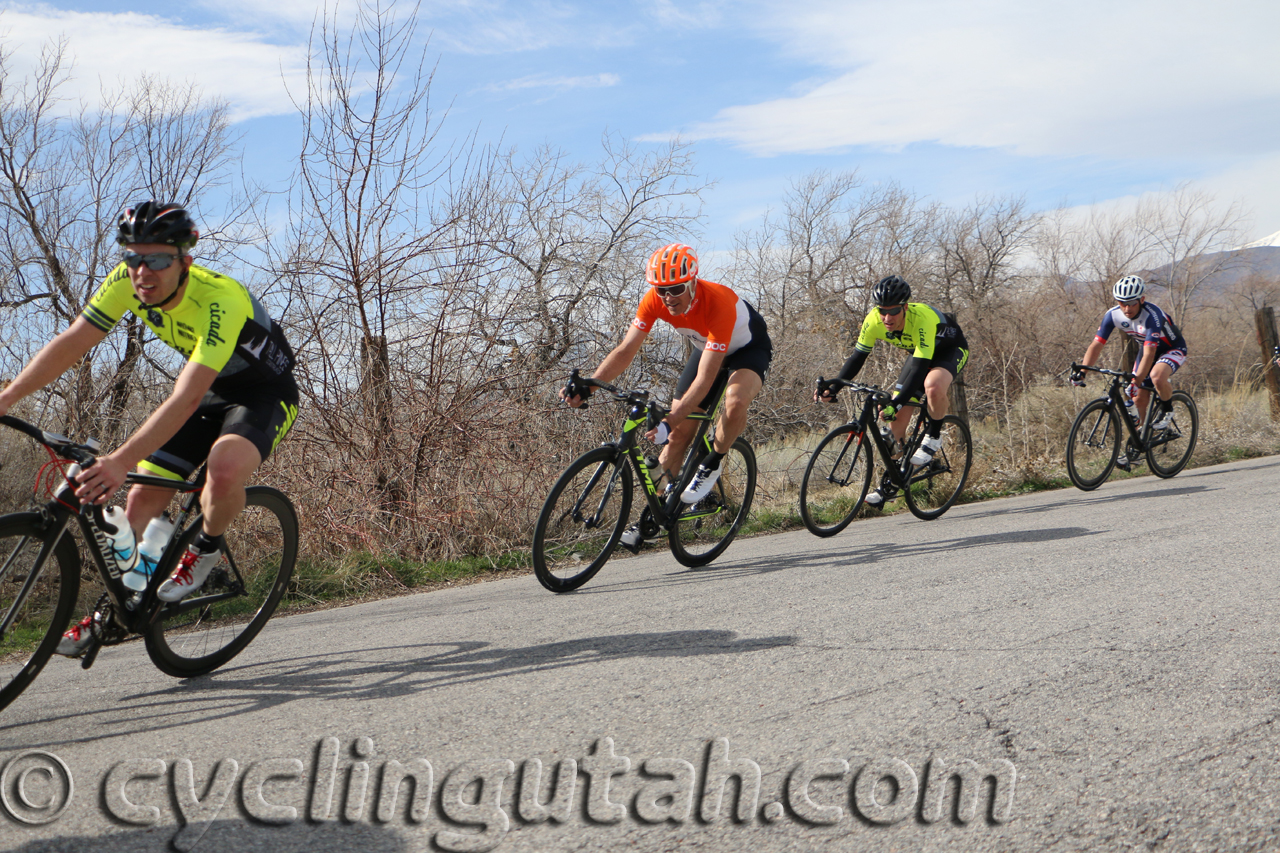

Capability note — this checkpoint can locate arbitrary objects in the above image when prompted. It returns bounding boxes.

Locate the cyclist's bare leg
[200,435,262,537]
[922,367,953,422]
[658,411,701,483]
[711,369,763,454]
[1150,362,1174,403]
[127,482,176,536]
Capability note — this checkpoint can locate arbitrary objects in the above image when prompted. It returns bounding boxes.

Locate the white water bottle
[103,506,141,588]
[129,515,177,592]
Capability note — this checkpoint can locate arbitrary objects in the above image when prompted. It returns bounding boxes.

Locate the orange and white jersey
[633,278,761,354]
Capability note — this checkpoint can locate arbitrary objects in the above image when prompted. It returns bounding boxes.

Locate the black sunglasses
[655,282,688,297]
[123,251,180,271]
[877,305,905,316]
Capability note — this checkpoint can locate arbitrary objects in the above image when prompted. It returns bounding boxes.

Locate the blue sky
[3,0,1279,254]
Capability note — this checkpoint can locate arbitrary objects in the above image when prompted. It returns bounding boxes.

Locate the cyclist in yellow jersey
[0,202,298,655]
[817,275,968,508]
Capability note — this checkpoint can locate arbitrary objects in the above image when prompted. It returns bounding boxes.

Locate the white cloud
[0,4,308,120]
[486,72,620,93]
[648,0,727,29]
[684,0,1280,161]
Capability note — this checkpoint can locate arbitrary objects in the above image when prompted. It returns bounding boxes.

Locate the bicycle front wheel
[145,487,297,678]
[669,438,757,567]
[902,416,972,520]
[1066,400,1120,491]
[0,513,80,714]
[532,446,632,593]
[1146,391,1199,478]
[799,424,873,537]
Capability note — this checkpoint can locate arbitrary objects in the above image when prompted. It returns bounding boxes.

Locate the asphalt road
[2,455,1279,852]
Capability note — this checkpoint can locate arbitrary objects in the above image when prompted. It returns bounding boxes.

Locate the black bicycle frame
[1076,365,1178,454]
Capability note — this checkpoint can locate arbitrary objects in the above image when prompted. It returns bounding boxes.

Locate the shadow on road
[710,525,1102,576]
[8,821,412,853]
[3,629,797,745]
[964,483,1213,519]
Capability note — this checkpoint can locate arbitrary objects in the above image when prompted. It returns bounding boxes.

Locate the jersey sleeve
[909,307,939,359]
[854,311,883,353]
[187,293,251,373]
[80,265,132,334]
[1095,310,1116,343]
[701,297,737,351]
[1141,309,1163,345]
[633,290,662,333]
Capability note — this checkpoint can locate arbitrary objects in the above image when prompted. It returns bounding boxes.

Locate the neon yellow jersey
[82,263,295,388]
[853,303,967,360]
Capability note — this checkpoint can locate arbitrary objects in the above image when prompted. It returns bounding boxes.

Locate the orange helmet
[646,244,698,286]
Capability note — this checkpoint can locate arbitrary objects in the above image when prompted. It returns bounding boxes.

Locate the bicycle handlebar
[1071,363,1136,381]
[562,370,669,421]
[0,414,98,466]
[815,376,889,401]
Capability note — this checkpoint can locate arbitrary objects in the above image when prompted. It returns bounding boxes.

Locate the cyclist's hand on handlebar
[880,403,899,422]
[559,378,591,408]
[645,420,672,446]
[1069,368,1085,387]
[814,384,839,404]
[74,455,128,505]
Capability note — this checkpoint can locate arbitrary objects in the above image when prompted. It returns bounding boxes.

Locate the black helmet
[116,201,198,250]
[872,275,911,306]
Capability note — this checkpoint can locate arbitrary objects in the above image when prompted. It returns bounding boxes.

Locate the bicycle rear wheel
[1146,391,1198,478]
[799,423,873,537]
[145,487,297,678]
[669,438,757,567]
[0,513,80,713]
[902,415,972,520]
[1066,400,1120,491]
[533,446,632,592]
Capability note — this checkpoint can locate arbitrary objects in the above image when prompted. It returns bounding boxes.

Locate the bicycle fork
[0,514,72,644]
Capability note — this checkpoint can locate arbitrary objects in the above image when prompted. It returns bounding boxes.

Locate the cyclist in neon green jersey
[0,202,298,655]
[817,275,968,508]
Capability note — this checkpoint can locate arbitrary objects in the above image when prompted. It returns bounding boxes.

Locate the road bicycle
[1065,364,1199,490]
[799,378,973,537]
[532,369,757,592]
[0,414,298,714]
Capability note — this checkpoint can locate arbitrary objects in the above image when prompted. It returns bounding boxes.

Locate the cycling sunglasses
[877,305,905,317]
[122,250,181,271]
[654,282,688,297]
[1116,298,1141,307]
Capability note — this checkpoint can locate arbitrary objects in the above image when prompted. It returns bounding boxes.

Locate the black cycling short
[140,381,300,481]
[674,329,773,411]
[892,346,968,404]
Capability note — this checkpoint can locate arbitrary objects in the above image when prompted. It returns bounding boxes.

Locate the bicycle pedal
[79,637,103,670]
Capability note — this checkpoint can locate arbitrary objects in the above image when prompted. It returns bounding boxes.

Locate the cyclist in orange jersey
[561,244,772,545]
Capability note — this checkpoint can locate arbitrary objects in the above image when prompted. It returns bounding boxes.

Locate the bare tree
[1138,184,1248,322]
[0,37,236,441]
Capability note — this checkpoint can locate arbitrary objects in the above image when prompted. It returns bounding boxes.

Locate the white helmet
[1112,275,1145,302]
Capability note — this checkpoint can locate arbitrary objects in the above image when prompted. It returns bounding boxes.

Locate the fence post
[1255,306,1280,420]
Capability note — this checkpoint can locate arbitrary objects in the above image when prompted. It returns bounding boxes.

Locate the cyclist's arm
[591,324,648,384]
[889,356,933,410]
[0,317,107,416]
[562,324,649,407]
[1132,343,1159,386]
[77,361,219,503]
[669,347,727,425]
[1080,337,1106,368]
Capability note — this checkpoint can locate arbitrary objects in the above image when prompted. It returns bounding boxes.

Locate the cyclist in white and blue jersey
[1070,275,1187,469]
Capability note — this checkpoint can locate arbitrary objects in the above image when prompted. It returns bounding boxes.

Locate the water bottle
[102,506,142,588]
[1123,387,1138,424]
[128,515,177,592]
[643,453,661,480]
